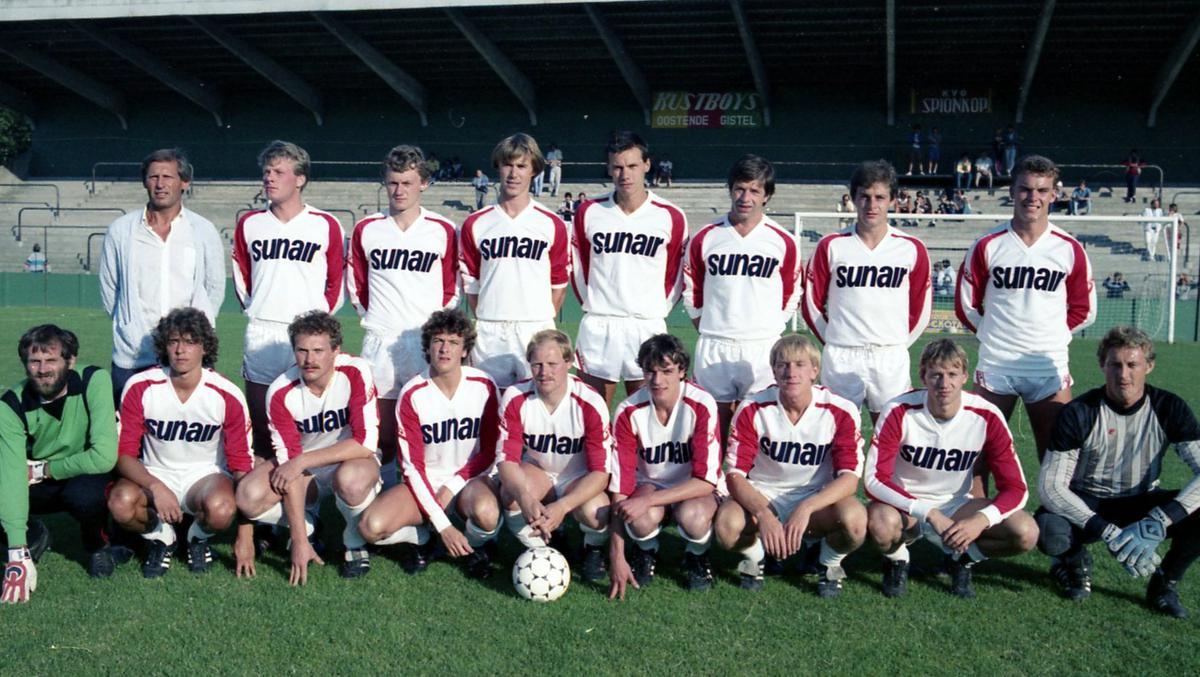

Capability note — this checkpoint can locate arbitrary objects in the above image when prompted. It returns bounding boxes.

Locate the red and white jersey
[610,382,721,496]
[458,200,570,322]
[118,367,253,474]
[232,205,346,323]
[803,226,931,347]
[497,375,610,479]
[683,215,802,341]
[395,367,499,532]
[864,389,1028,526]
[955,221,1096,374]
[267,353,379,463]
[570,191,687,319]
[728,385,863,493]
[347,208,459,335]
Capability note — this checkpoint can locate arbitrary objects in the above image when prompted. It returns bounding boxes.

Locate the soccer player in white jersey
[607,335,720,598]
[232,141,347,460]
[715,335,866,597]
[459,134,570,389]
[234,312,381,584]
[348,145,459,485]
[497,330,612,582]
[109,308,254,578]
[683,155,802,441]
[571,132,688,407]
[803,160,931,423]
[955,155,1096,461]
[865,339,1038,599]
[357,310,503,579]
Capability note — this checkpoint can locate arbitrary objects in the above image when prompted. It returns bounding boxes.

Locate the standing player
[348,145,459,485]
[571,131,688,406]
[459,133,570,389]
[955,155,1096,461]
[357,310,502,579]
[234,312,381,584]
[683,155,802,440]
[496,331,611,581]
[1037,327,1200,618]
[865,339,1038,599]
[607,335,721,598]
[803,160,931,423]
[108,308,255,578]
[232,140,346,460]
[714,335,866,597]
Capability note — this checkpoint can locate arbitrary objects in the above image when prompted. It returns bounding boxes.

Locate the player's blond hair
[491,133,545,176]
[1097,325,1156,365]
[258,140,311,189]
[918,339,969,377]
[383,144,430,182]
[526,329,572,363]
[769,334,821,371]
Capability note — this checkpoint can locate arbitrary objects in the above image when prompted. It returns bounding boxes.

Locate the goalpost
[792,211,1184,343]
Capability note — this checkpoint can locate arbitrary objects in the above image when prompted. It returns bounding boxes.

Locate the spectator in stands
[934,259,955,298]
[975,152,994,192]
[1178,273,1194,301]
[895,189,915,227]
[1069,179,1092,215]
[471,169,490,210]
[559,192,575,223]
[448,157,463,180]
[1051,180,1073,213]
[836,193,853,227]
[991,129,1005,175]
[425,154,441,185]
[23,243,47,273]
[545,143,563,197]
[1002,125,1019,176]
[926,127,942,175]
[955,154,972,190]
[1143,198,1166,261]
[573,192,587,214]
[1122,149,1146,203]
[905,124,922,175]
[654,154,674,187]
[936,191,956,215]
[1102,272,1131,299]
[952,189,972,214]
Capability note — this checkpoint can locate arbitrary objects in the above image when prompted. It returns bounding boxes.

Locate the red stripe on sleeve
[1053,231,1096,331]
[459,210,485,281]
[657,202,688,302]
[730,402,762,475]
[801,234,834,341]
[571,201,592,301]
[321,212,346,311]
[683,395,717,485]
[541,208,571,287]
[231,211,258,308]
[575,392,609,473]
[685,225,712,310]
[348,219,372,312]
[499,391,528,463]
[398,384,439,521]
[338,364,370,445]
[268,381,305,460]
[206,380,253,473]
[457,377,499,481]
[433,217,459,308]
[966,405,1028,516]
[865,403,917,502]
[771,225,801,311]
[612,403,642,496]
[117,377,158,459]
[816,400,861,474]
[905,236,932,334]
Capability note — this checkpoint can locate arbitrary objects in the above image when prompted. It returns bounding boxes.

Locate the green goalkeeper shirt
[0,367,118,546]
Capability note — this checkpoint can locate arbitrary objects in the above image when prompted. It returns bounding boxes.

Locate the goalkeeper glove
[27,460,47,486]
[1103,508,1169,578]
[1,548,37,604]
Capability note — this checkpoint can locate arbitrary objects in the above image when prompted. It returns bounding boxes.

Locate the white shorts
[242,319,294,385]
[751,481,821,522]
[975,369,1072,404]
[308,458,383,502]
[693,335,775,402]
[362,328,426,400]
[821,344,912,413]
[146,464,230,515]
[575,315,666,382]
[471,319,555,389]
[910,494,973,545]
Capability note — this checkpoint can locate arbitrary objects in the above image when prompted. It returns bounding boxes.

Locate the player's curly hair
[850,159,898,200]
[1097,325,1156,365]
[525,329,573,363]
[769,334,821,371]
[637,334,690,373]
[491,133,546,176]
[420,309,476,363]
[152,308,218,369]
[17,324,79,363]
[258,140,311,187]
[141,148,193,184]
[727,154,775,200]
[918,338,969,377]
[1012,154,1060,184]
[288,311,343,350]
[383,144,430,182]
[606,131,649,162]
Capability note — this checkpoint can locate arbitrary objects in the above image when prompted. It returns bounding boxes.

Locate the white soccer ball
[512,546,570,602]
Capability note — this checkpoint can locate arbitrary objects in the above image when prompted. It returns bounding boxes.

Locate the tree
[0,107,33,166]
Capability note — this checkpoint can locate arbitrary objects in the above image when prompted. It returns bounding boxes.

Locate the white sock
[249,502,284,526]
[376,524,429,546]
[186,520,213,543]
[738,538,765,575]
[580,523,609,548]
[143,518,176,546]
[966,543,986,564]
[884,543,910,563]
[680,526,713,556]
[625,522,660,552]
[465,519,501,548]
[505,510,547,548]
[818,538,847,568]
[336,487,378,551]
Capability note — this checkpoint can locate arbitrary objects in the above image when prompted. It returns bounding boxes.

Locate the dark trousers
[28,473,113,552]
[1037,490,1200,581]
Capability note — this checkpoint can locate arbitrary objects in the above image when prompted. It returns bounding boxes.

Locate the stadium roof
[1,0,1197,129]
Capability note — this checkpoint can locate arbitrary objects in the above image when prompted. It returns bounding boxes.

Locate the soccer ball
[512,547,570,602]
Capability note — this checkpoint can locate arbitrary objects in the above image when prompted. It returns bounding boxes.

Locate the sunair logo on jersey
[296,406,351,434]
[370,248,438,272]
[991,266,1066,291]
[251,238,320,263]
[835,265,909,288]
[706,253,779,278]
[524,433,584,455]
[640,440,692,465]
[591,232,665,258]
[899,445,980,472]
[759,438,830,465]
[422,417,481,444]
[144,419,220,443]
[479,236,549,261]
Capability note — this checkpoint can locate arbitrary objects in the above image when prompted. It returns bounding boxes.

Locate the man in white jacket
[100,148,226,404]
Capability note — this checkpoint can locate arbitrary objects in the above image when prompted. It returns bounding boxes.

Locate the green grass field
[1,306,1198,674]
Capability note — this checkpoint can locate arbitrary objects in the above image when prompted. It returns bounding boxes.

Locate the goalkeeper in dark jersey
[1037,326,1200,618]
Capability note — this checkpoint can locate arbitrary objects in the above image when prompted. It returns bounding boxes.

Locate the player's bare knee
[714,505,746,550]
[334,463,377,505]
[202,493,237,531]
[107,485,142,524]
[358,508,390,544]
[840,502,869,545]
[1007,513,1039,553]
[675,502,714,536]
[235,478,272,517]
[867,503,902,547]
[628,512,662,539]
[468,495,501,531]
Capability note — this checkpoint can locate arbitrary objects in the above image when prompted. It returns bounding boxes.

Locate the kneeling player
[497,330,612,581]
[1038,327,1200,618]
[715,334,866,597]
[608,335,721,598]
[110,309,254,577]
[357,310,502,578]
[235,312,381,584]
[865,339,1038,599]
